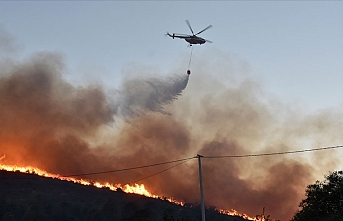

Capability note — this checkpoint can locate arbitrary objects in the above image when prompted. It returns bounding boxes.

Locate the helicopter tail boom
[166,32,176,39]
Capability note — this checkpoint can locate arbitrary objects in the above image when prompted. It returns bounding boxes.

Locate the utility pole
[197,154,206,221]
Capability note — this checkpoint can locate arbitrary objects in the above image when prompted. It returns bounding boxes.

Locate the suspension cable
[188,46,193,70]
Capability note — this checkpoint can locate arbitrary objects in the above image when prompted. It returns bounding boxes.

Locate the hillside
[0,170,249,221]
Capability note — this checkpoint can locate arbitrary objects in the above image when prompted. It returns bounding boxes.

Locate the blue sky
[0,1,343,110]
[1,1,343,112]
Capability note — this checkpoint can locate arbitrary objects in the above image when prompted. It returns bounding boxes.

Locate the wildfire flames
[0,163,256,220]
[0,163,166,200]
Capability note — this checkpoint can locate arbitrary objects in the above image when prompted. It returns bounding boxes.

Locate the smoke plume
[1,47,343,221]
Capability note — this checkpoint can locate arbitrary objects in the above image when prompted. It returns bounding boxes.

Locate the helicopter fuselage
[185,36,206,45]
[167,33,206,45]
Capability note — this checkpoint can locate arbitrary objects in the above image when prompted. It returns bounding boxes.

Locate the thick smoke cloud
[1,47,343,221]
[0,51,188,172]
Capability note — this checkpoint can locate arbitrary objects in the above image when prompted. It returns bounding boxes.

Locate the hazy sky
[1,2,343,219]
[1,1,342,112]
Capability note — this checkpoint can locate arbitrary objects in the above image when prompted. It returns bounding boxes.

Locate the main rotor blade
[185,20,194,35]
[195,25,213,36]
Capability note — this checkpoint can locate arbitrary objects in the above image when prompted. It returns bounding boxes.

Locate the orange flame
[0,163,256,220]
[0,164,182,204]
[219,209,256,220]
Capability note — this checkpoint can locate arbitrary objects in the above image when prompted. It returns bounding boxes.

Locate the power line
[203,145,343,159]
[65,145,342,178]
[125,158,193,185]
[1,145,342,180]
[65,156,197,177]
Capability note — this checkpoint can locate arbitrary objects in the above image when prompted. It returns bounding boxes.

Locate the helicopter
[167,20,212,46]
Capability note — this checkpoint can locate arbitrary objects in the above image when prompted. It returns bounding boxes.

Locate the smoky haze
[1,46,343,221]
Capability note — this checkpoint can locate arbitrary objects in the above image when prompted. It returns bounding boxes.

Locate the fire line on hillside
[0,164,255,220]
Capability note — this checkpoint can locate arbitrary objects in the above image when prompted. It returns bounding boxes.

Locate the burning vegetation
[0,164,254,220]
[1,169,255,221]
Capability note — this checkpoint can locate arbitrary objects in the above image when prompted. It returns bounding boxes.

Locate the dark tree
[291,170,343,221]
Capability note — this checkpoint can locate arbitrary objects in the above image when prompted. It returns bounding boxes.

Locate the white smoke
[110,75,189,118]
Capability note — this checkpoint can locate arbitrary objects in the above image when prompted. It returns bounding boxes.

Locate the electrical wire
[65,156,197,177]
[125,157,193,185]
[203,145,343,159]
[66,145,342,177]
[1,145,342,180]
